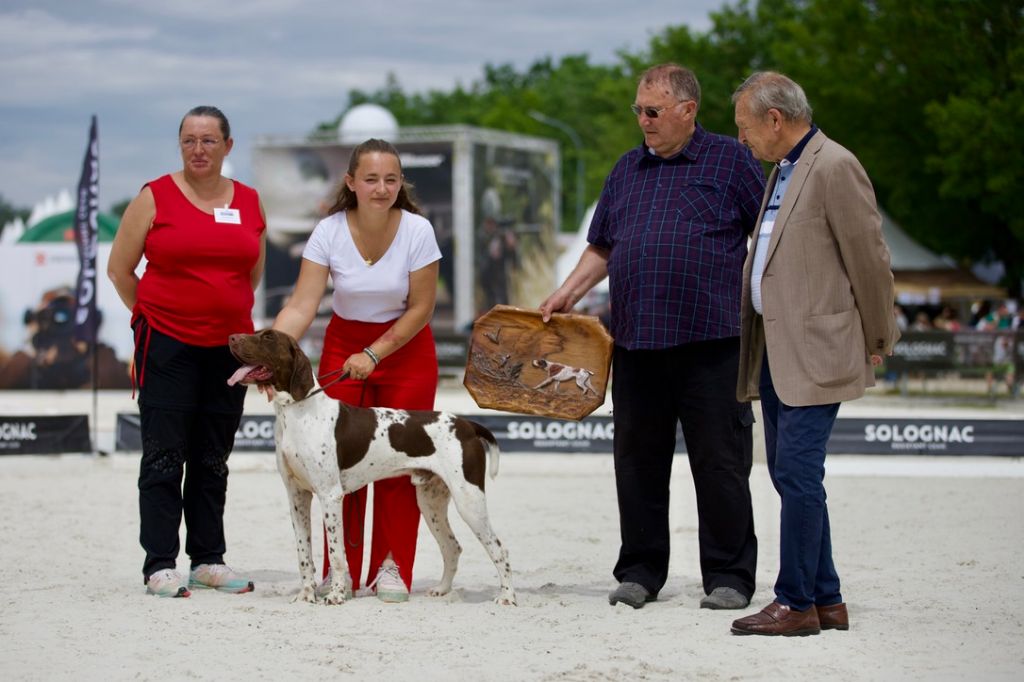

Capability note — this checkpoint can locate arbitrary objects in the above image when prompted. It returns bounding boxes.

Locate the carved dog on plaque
[464,305,613,421]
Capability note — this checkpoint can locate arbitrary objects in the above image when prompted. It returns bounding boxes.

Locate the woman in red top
[108,106,266,598]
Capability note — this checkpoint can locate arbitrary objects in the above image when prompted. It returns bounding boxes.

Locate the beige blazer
[736,131,900,407]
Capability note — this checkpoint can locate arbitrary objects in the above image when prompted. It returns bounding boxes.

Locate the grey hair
[639,63,701,109]
[732,72,813,123]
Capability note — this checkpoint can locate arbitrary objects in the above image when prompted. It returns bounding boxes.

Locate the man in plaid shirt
[541,63,765,610]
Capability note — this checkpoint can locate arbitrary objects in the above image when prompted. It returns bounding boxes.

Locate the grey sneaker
[368,559,409,603]
[700,586,749,610]
[608,582,653,608]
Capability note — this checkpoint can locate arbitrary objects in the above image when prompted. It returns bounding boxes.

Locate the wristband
[362,347,380,365]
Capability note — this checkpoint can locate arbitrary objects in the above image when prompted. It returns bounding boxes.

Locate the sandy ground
[1,387,1023,681]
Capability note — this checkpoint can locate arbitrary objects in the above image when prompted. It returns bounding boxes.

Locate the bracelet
[362,347,380,365]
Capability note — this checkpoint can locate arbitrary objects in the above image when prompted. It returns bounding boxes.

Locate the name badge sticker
[214,207,241,224]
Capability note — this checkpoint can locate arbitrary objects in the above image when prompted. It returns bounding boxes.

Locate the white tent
[880,210,1005,303]
[556,202,606,292]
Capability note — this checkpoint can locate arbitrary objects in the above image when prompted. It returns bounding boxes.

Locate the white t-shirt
[303,209,442,323]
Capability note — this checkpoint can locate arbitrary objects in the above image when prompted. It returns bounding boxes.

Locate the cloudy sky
[0,1,723,212]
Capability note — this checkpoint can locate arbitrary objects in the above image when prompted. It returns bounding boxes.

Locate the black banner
[887,331,956,371]
[886,330,1023,373]
[73,115,100,346]
[115,413,140,451]
[115,411,624,454]
[232,415,276,450]
[0,415,91,455]
[467,415,623,453]
[114,413,1024,457]
[827,418,1024,456]
[435,333,469,369]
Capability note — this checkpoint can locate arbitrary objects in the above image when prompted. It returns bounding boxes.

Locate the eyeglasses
[630,101,689,119]
[179,137,222,150]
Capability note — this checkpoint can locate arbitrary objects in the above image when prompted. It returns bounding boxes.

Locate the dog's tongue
[227,365,257,386]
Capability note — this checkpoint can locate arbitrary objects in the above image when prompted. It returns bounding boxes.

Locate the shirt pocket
[676,180,723,224]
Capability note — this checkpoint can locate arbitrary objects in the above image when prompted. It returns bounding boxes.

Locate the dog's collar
[294,367,349,403]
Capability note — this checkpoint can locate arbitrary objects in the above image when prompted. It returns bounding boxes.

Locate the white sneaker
[146,568,190,598]
[315,567,353,600]
[368,559,409,603]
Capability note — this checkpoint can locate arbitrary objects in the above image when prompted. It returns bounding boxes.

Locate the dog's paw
[494,590,517,606]
[292,586,317,604]
[321,590,349,605]
[427,584,452,597]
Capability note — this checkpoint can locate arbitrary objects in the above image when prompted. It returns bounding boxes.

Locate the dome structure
[338,104,399,144]
[18,209,120,243]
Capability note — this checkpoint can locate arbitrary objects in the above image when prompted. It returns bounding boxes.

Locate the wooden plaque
[463,305,613,421]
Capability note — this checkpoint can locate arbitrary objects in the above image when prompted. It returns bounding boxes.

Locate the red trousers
[319,315,438,590]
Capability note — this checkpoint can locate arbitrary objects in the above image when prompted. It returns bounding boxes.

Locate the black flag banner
[73,115,99,345]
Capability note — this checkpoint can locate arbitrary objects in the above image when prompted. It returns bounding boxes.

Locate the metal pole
[528,110,584,230]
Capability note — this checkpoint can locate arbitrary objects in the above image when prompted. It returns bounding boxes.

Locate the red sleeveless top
[134,174,264,347]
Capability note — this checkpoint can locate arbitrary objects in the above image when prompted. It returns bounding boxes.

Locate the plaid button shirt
[589,124,766,350]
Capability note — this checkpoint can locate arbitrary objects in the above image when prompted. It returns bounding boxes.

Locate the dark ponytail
[179,105,231,140]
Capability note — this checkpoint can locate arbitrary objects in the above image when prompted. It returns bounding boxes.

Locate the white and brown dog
[227,329,515,606]
[531,358,597,395]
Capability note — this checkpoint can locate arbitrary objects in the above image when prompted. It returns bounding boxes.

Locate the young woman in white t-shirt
[272,138,442,602]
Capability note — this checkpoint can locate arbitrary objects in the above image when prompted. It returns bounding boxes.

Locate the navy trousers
[611,337,757,598]
[758,353,843,611]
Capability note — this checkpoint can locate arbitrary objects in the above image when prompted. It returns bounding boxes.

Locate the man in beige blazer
[728,72,900,637]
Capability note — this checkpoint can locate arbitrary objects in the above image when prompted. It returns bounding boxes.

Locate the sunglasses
[630,101,689,119]
[631,104,666,118]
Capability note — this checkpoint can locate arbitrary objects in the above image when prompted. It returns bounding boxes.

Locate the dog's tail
[472,422,500,478]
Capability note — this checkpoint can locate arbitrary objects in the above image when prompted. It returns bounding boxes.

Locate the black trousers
[611,336,757,598]
[134,321,246,580]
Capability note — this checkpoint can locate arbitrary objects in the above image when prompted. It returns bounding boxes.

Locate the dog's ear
[287,336,314,399]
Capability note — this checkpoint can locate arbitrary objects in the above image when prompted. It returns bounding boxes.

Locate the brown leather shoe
[816,602,849,630]
[731,601,821,636]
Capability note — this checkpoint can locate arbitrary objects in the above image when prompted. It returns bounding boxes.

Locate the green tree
[920,1,1024,292]
[316,0,1024,292]
[637,0,1024,294]
[0,194,29,240]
